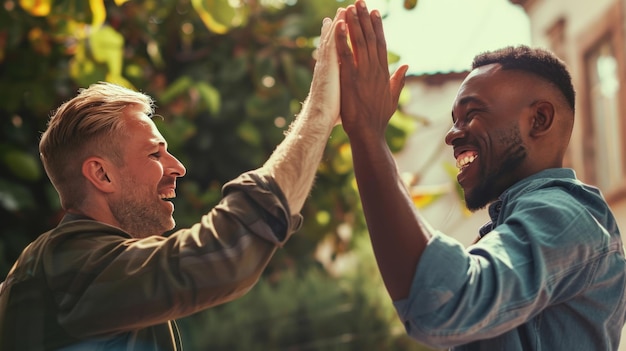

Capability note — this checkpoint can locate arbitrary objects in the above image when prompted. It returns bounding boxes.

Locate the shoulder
[501,169,611,227]
[493,174,619,255]
[31,220,134,272]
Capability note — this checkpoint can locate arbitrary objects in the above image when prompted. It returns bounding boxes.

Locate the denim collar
[478,168,577,238]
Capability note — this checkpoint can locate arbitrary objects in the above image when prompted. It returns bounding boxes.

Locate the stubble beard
[110,178,174,238]
[464,126,527,211]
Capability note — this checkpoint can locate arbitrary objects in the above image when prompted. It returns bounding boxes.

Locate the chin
[167,218,176,229]
[464,194,489,212]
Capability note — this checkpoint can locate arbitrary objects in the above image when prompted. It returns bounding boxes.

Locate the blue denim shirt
[393,168,626,350]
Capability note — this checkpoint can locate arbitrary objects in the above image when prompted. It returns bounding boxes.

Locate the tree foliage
[0,0,433,349]
[0,0,417,279]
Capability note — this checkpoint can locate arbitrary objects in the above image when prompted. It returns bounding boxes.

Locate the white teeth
[456,153,477,169]
[159,190,176,199]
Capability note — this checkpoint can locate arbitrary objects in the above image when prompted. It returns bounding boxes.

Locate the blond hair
[39,82,154,210]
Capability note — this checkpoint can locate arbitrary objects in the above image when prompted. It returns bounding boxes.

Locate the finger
[345,4,368,66]
[333,5,342,22]
[318,9,347,63]
[319,17,332,42]
[327,6,346,49]
[313,17,332,61]
[322,6,341,42]
[370,9,388,68]
[354,0,379,66]
[335,15,355,69]
[336,16,358,122]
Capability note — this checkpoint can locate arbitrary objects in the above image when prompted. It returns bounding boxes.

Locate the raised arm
[335,0,431,300]
[261,14,342,215]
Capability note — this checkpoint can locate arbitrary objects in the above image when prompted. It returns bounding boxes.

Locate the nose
[166,153,186,177]
[444,122,465,146]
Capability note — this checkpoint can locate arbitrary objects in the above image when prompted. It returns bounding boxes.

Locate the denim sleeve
[392,188,619,349]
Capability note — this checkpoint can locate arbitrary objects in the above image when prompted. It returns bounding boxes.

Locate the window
[578,1,626,198]
[583,38,623,193]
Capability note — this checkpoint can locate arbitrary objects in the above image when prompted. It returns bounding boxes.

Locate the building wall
[512,0,626,222]
[394,73,489,247]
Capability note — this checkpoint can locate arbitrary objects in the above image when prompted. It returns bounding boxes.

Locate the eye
[465,109,486,124]
[150,152,161,159]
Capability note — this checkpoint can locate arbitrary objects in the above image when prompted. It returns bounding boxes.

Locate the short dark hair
[472,45,575,111]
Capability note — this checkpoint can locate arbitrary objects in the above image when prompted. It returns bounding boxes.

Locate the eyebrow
[451,96,487,121]
[145,138,168,150]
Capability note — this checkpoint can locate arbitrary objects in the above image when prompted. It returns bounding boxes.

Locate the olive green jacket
[0,171,302,350]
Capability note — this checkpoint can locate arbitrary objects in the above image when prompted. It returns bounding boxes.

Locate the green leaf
[191,0,246,34]
[386,108,417,153]
[195,81,221,116]
[0,177,36,210]
[105,73,134,89]
[388,109,417,136]
[236,121,262,147]
[89,25,124,76]
[69,56,107,87]
[160,76,194,104]
[388,50,401,65]
[154,118,196,151]
[2,150,41,182]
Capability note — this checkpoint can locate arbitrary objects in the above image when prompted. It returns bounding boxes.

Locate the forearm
[260,16,339,215]
[262,101,335,215]
[334,0,419,300]
[350,135,431,300]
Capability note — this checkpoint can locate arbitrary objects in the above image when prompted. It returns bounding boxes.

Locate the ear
[529,100,555,138]
[82,157,116,194]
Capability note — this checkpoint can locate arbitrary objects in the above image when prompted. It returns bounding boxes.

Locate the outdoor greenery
[0,0,439,350]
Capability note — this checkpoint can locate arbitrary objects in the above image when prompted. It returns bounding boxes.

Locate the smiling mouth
[456,151,478,171]
[159,189,176,202]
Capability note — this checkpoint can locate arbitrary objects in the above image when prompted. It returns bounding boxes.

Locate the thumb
[389,64,409,105]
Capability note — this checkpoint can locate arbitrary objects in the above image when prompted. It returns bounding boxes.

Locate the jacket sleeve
[49,171,302,338]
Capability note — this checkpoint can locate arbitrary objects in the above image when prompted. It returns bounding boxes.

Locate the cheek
[144,166,164,185]
[494,125,523,150]
[128,163,163,185]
